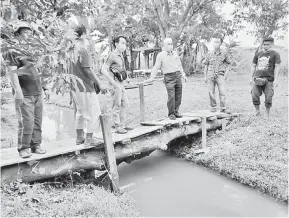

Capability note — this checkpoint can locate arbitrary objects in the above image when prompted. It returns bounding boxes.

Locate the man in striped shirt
[147,38,187,120]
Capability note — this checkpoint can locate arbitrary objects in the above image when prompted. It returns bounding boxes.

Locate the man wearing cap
[147,38,187,120]
[250,37,281,118]
[204,33,234,113]
[2,23,46,158]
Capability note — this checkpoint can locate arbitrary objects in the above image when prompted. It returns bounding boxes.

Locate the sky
[220,3,288,48]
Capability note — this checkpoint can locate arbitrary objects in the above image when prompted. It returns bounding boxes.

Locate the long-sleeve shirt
[151,50,185,77]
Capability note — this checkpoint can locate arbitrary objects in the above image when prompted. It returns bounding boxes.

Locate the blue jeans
[208,75,226,110]
[15,95,43,152]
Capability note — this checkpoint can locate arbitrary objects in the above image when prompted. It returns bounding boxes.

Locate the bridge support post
[100,114,120,194]
[201,116,207,148]
[139,83,145,122]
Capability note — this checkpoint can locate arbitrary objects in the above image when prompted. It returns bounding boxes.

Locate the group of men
[3,24,281,158]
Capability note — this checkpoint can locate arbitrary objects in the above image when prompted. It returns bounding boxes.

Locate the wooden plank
[94,125,163,143]
[100,114,120,194]
[139,83,145,122]
[201,117,207,149]
[0,138,103,167]
[141,116,201,126]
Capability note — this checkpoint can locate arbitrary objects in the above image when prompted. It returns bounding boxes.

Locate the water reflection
[42,104,75,141]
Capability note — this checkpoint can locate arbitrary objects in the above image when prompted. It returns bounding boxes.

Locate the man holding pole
[147,38,187,120]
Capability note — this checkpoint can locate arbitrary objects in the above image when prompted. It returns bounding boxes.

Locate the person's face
[115,37,127,52]
[263,41,272,51]
[164,40,173,52]
[212,37,222,50]
[19,28,32,41]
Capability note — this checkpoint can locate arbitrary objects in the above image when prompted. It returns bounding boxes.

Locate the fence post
[100,114,120,194]
[139,83,145,122]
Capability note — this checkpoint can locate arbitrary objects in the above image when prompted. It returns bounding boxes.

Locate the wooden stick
[100,114,120,194]
[222,118,227,131]
[139,83,145,122]
[201,116,207,148]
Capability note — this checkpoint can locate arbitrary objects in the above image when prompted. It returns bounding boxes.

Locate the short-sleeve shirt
[104,50,125,81]
[154,51,184,74]
[70,48,95,92]
[253,50,281,82]
[2,50,42,96]
[204,50,232,79]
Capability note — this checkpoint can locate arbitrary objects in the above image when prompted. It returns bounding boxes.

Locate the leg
[216,75,227,111]
[71,91,85,144]
[164,73,176,117]
[30,95,45,153]
[174,72,183,115]
[112,86,122,128]
[85,92,102,145]
[208,78,217,111]
[251,83,263,115]
[120,88,133,130]
[15,96,35,157]
[264,82,274,118]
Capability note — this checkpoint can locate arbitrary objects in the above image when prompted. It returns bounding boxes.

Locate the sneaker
[175,112,183,118]
[116,128,128,134]
[169,115,176,120]
[32,146,47,154]
[211,108,217,113]
[19,148,32,158]
[220,109,231,114]
[124,126,134,131]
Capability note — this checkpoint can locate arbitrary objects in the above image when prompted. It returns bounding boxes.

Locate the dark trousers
[15,95,43,152]
[164,72,182,116]
[251,81,274,108]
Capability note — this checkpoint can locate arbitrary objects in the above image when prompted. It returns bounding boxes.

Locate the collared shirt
[204,50,233,79]
[105,50,125,82]
[153,50,184,75]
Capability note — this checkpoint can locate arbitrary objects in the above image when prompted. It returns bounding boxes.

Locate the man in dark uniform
[3,22,46,158]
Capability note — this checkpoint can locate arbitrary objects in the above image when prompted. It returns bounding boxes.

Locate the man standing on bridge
[70,25,104,146]
[250,37,281,118]
[204,33,234,113]
[147,38,187,120]
[2,22,47,158]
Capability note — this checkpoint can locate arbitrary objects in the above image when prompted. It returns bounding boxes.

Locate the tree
[232,0,289,45]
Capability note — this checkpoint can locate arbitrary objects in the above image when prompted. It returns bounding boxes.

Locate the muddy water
[118,151,288,217]
[43,104,288,217]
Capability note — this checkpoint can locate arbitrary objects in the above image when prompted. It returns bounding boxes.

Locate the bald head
[163,38,173,52]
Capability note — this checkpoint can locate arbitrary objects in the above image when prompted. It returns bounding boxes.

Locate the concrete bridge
[1,109,239,192]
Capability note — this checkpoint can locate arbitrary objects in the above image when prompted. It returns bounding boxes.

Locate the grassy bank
[1,183,139,217]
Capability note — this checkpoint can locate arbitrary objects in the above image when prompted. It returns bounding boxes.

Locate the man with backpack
[101,36,133,134]
[250,37,281,118]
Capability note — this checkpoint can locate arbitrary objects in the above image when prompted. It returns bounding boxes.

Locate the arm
[7,66,24,100]
[101,53,119,87]
[148,53,162,81]
[274,52,281,86]
[251,53,258,83]
[203,54,209,82]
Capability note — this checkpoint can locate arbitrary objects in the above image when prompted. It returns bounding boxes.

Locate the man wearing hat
[204,33,234,113]
[250,37,281,118]
[2,22,46,158]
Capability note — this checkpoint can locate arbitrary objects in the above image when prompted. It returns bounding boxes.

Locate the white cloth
[71,91,101,133]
